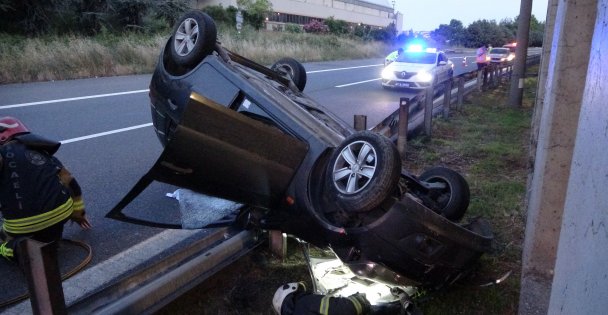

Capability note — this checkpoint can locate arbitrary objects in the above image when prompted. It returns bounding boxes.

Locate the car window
[438,53,447,63]
[490,48,509,54]
[395,52,436,64]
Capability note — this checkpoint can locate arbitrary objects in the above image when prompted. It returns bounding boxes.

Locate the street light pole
[508,0,533,107]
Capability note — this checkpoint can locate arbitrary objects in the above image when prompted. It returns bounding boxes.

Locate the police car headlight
[507,54,515,61]
[381,67,393,79]
[417,71,433,82]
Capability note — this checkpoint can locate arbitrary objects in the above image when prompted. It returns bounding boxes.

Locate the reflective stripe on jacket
[2,197,74,234]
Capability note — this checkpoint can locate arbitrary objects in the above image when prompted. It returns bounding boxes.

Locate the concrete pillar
[547,1,608,313]
[528,0,559,205]
[519,1,598,314]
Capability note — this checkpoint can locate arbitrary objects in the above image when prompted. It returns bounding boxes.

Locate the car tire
[271,57,307,92]
[418,167,470,221]
[170,11,217,68]
[327,131,401,213]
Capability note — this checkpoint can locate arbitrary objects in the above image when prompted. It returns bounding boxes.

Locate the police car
[381,46,454,89]
[488,47,515,65]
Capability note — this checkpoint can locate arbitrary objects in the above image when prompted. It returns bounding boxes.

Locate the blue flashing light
[406,44,423,52]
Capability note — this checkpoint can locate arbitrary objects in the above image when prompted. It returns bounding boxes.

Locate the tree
[325,16,349,35]
[431,19,465,46]
[464,19,512,47]
[237,0,272,30]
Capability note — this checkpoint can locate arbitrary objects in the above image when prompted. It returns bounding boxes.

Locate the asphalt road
[0,51,476,305]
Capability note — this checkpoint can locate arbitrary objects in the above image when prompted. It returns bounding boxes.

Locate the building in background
[192,0,402,32]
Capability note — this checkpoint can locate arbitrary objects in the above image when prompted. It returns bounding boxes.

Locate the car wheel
[418,167,470,221]
[271,57,307,92]
[170,11,217,68]
[327,131,401,213]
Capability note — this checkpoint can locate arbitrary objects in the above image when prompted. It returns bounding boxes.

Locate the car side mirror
[438,61,447,66]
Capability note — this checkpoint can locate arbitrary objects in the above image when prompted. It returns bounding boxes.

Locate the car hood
[386,62,434,73]
[489,53,509,57]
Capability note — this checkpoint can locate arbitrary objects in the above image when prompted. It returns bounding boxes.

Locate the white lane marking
[335,78,381,88]
[307,64,382,73]
[1,65,386,109]
[0,89,150,109]
[60,123,152,144]
[2,56,476,110]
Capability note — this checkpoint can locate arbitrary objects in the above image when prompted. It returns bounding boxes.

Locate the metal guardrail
[67,228,262,315]
[6,227,262,314]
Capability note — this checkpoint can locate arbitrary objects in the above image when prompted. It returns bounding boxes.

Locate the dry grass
[0,27,390,84]
[0,34,166,83]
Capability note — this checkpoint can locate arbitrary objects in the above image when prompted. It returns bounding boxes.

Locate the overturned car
[109,11,492,295]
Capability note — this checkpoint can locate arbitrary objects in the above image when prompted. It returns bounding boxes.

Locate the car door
[107,92,309,228]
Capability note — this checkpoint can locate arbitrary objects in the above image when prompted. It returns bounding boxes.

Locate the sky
[393,0,549,32]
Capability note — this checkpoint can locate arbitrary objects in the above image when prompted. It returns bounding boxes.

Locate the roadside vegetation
[0,29,390,84]
[0,1,544,84]
[157,73,537,314]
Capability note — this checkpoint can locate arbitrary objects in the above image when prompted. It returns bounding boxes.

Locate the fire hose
[0,238,92,308]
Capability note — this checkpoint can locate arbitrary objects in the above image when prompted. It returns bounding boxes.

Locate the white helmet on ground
[272,282,306,315]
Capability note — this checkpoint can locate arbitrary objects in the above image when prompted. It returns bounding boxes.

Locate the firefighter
[272,282,371,315]
[0,116,91,262]
[272,282,423,315]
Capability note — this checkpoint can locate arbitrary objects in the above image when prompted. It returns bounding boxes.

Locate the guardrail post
[269,230,286,260]
[477,70,483,91]
[443,79,452,120]
[488,65,495,88]
[424,86,434,137]
[397,97,409,160]
[483,67,489,89]
[496,66,502,85]
[457,77,465,109]
[18,239,67,315]
[353,115,367,131]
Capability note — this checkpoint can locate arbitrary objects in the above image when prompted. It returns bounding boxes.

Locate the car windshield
[490,48,509,54]
[395,52,436,64]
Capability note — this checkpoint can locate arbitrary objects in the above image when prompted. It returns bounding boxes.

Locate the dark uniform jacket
[0,136,73,236]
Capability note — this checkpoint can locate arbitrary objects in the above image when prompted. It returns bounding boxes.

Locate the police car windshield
[395,52,436,64]
[490,48,509,54]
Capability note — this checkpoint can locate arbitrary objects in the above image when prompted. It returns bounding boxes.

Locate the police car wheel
[170,10,217,67]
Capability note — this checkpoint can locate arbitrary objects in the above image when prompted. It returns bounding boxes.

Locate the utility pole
[508,0,533,107]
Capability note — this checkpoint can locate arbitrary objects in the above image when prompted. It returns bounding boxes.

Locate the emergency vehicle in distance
[381,44,454,90]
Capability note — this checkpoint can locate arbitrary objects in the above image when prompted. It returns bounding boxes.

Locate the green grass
[401,77,535,315]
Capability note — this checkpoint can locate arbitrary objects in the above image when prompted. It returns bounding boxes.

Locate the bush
[284,23,303,33]
[303,20,328,34]
[202,5,233,24]
[325,17,349,35]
